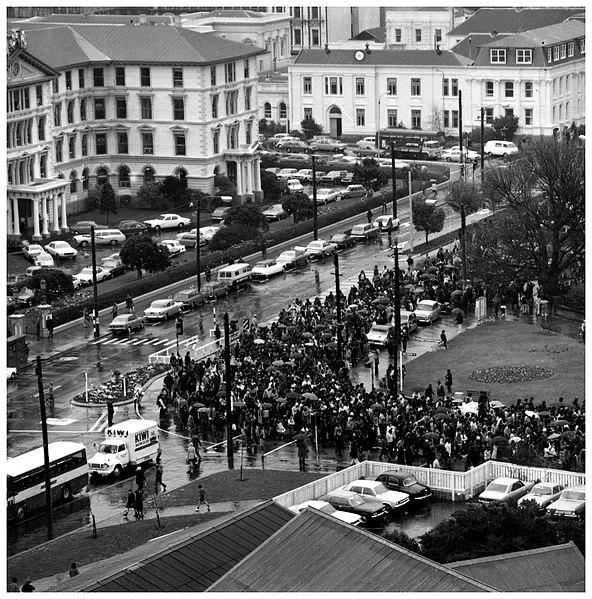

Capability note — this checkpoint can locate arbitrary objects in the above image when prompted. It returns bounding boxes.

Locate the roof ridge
[171,26,207,63]
[69,26,111,62]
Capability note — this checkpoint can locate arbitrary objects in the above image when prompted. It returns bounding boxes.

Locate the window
[504,107,514,118]
[560,44,566,59]
[116,97,127,119]
[435,28,442,44]
[143,167,155,184]
[516,49,532,64]
[211,94,219,118]
[53,102,61,127]
[213,128,220,154]
[118,166,130,187]
[117,131,128,154]
[524,108,533,126]
[37,116,46,141]
[325,76,342,95]
[411,78,421,96]
[415,29,422,43]
[70,172,77,193]
[142,131,154,155]
[53,79,59,94]
[524,81,533,98]
[174,132,186,156]
[451,110,459,128]
[65,70,72,90]
[140,67,151,87]
[303,77,312,94]
[40,154,48,178]
[356,108,365,127]
[243,60,250,79]
[293,7,301,18]
[484,108,494,125]
[443,78,449,96]
[355,77,365,95]
[173,98,185,120]
[95,132,107,154]
[443,110,449,128]
[293,28,302,46]
[93,67,104,87]
[140,97,152,120]
[210,65,217,86]
[81,167,89,189]
[565,101,570,119]
[304,107,312,121]
[114,66,125,87]
[94,98,106,119]
[451,79,459,96]
[244,87,252,110]
[81,133,88,156]
[411,110,421,129]
[173,67,183,87]
[310,6,319,19]
[225,90,238,115]
[68,135,76,159]
[387,109,398,128]
[395,29,401,43]
[579,39,585,54]
[279,102,287,119]
[224,62,236,83]
[78,68,85,89]
[553,46,560,61]
[36,85,43,106]
[490,49,506,64]
[80,98,86,121]
[311,29,320,46]
[387,78,397,95]
[263,102,271,119]
[67,100,75,123]
[226,123,239,150]
[504,81,514,98]
[55,138,63,163]
[547,48,553,62]
[246,120,252,145]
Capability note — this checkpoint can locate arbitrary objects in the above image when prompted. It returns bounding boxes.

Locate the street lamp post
[90,226,100,338]
[390,141,397,218]
[333,253,343,362]
[376,91,390,151]
[480,106,485,185]
[311,154,319,240]
[189,201,201,292]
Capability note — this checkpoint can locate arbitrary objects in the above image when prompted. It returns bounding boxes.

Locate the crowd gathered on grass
[153,251,585,473]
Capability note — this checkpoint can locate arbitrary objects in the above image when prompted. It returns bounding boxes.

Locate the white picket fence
[148,332,239,364]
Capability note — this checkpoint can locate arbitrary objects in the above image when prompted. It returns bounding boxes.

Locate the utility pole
[333,253,342,362]
[224,313,234,470]
[390,141,397,219]
[195,201,201,292]
[480,106,485,185]
[458,89,464,181]
[90,226,100,338]
[36,356,53,540]
[407,170,414,253]
[393,246,401,392]
[312,154,318,240]
[461,204,467,287]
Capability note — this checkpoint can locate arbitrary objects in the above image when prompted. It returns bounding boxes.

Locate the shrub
[563,283,585,311]
[119,195,132,208]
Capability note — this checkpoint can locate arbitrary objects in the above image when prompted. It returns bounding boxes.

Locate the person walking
[125,294,134,313]
[155,463,167,493]
[135,466,145,492]
[21,579,35,592]
[191,435,204,462]
[47,382,55,409]
[106,398,114,427]
[367,209,373,224]
[134,489,144,520]
[439,330,448,349]
[444,369,453,395]
[194,484,210,512]
[187,441,198,474]
[69,564,79,578]
[111,302,118,319]
[295,430,308,472]
[124,489,135,517]
[46,313,54,339]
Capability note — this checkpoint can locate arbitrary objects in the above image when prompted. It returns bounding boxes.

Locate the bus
[376,128,445,160]
[7,441,88,521]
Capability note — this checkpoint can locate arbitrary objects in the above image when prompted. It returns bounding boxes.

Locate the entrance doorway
[329,106,342,138]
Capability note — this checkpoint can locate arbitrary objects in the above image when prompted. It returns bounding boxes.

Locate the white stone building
[385,7,453,51]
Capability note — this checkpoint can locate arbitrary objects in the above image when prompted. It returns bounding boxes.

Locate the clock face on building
[354,50,365,61]
[12,61,20,76]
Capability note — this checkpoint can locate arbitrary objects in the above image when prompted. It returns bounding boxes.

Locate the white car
[441,147,481,163]
[310,188,341,205]
[378,158,410,170]
[357,136,377,149]
[251,259,285,281]
[373,215,400,231]
[143,213,191,231]
[478,477,535,504]
[45,241,78,260]
[367,324,394,348]
[286,179,304,193]
[262,204,288,222]
[289,500,363,526]
[413,300,441,324]
[546,485,585,519]
[159,239,186,256]
[276,249,309,269]
[199,226,221,242]
[101,252,120,264]
[73,266,112,286]
[143,298,184,321]
[276,168,299,180]
[34,252,55,268]
[23,243,45,261]
[342,479,410,513]
[176,231,201,248]
[518,482,564,511]
[299,240,337,259]
[484,140,519,157]
[293,169,315,183]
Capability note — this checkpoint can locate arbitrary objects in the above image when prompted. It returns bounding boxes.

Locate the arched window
[143,166,155,184]
[96,167,108,186]
[82,167,89,190]
[178,168,188,189]
[330,106,342,115]
[118,165,131,188]
[70,171,77,194]
[264,102,272,119]
[279,102,287,119]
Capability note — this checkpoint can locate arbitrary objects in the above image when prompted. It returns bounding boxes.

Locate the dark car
[376,471,433,504]
[116,220,149,236]
[319,490,388,526]
[201,281,229,301]
[8,237,25,254]
[329,232,355,250]
[69,221,107,235]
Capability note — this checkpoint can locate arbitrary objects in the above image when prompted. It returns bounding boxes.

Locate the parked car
[143,213,191,231]
[319,170,350,185]
[73,229,126,247]
[34,252,55,268]
[356,136,377,149]
[275,249,309,270]
[102,259,128,278]
[45,240,78,260]
[211,206,232,223]
[158,239,186,256]
[23,243,45,261]
[101,252,120,264]
[73,266,112,286]
[173,288,205,311]
[310,138,348,152]
[8,237,26,254]
[286,179,304,193]
[414,300,441,324]
[25,264,55,278]
[297,239,337,259]
[441,147,481,163]
[311,188,341,205]
[252,259,285,281]
[292,169,315,183]
[400,310,419,335]
[375,471,432,504]
[341,184,367,199]
[276,168,299,180]
[277,139,310,153]
[484,140,519,157]
[478,477,535,504]
[289,500,363,526]
[329,232,355,250]
[378,158,410,170]
[372,215,400,232]
[355,147,386,158]
[367,324,393,348]
[546,485,585,519]
[176,231,201,248]
[350,223,379,242]
[201,281,229,301]
[262,204,288,222]
[518,482,564,511]
[115,220,148,236]
[319,490,388,526]
[265,167,281,175]
[143,298,184,321]
[69,221,107,235]
[342,479,410,514]
[109,313,145,335]
[7,273,29,296]
[199,226,221,242]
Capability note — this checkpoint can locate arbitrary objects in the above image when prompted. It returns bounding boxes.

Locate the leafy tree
[382,529,422,554]
[282,192,313,223]
[467,125,497,150]
[223,204,269,232]
[260,170,287,200]
[159,175,188,207]
[492,114,519,142]
[20,270,74,298]
[120,235,170,279]
[209,223,261,252]
[137,182,164,210]
[214,173,237,197]
[444,180,484,216]
[87,182,118,226]
[351,158,390,191]
[301,117,323,140]
[412,197,446,243]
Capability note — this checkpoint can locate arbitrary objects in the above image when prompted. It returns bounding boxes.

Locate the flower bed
[469,365,554,384]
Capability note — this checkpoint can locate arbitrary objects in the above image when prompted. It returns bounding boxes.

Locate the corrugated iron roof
[486,20,585,47]
[29,13,175,25]
[351,26,385,43]
[448,541,585,592]
[293,48,466,67]
[203,9,266,19]
[208,508,497,592]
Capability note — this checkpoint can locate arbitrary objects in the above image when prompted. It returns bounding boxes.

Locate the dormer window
[490,49,506,64]
[516,49,532,64]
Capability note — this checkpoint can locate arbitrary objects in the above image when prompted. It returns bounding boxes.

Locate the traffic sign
[404,352,417,356]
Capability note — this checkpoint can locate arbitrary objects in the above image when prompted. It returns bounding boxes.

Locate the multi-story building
[385,7,453,51]
[8,23,266,238]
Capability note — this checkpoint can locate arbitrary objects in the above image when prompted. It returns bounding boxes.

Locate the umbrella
[326,342,339,350]
[428,274,439,282]
[460,401,479,415]
[525,410,539,418]
[427,266,439,274]
[550,420,569,427]
[450,290,463,298]
[537,410,550,417]
[276,397,288,403]
[277,323,287,329]
[216,390,226,398]
[490,400,505,409]
[561,430,576,440]
[302,331,314,338]
[404,284,415,291]
[372,296,390,305]
[418,274,430,280]
[285,360,296,366]
[233,401,246,408]
[424,432,439,442]
[266,365,280,372]
[434,406,451,413]
[348,303,359,309]
[547,433,561,440]
[433,412,451,420]
[302,392,318,401]
[262,402,273,409]
[197,407,210,413]
[194,402,206,408]
[253,338,265,345]
[321,332,332,341]
[370,402,384,411]
[492,436,509,445]
[451,308,465,316]
[272,359,285,367]
[290,351,304,359]
[414,286,425,294]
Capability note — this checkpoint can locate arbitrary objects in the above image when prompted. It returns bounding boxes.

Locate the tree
[214,173,237,197]
[137,182,164,210]
[351,158,390,191]
[382,529,422,554]
[159,175,188,207]
[492,114,519,141]
[260,170,287,200]
[444,180,484,215]
[209,223,262,252]
[20,270,74,299]
[301,117,323,140]
[120,235,170,279]
[87,182,118,226]
[469,139,584,296]
[282,192,313,223]
[430,105,443,132]
[223,204,269,232]
[412,197,446,243]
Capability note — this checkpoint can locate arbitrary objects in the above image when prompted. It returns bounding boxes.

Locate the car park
[311,188,341,204]
[275,249,309,270]
[108,313,145,335]
[297,239,337,259]
[34,252,55,268]
[176,231,201,248]
[441,147,481,163]
[69,221,107,235]
[276,168,299,180]
[115,220,148,236]
[102,259,127,278]
[292,169,315,183]
[289,500,363,526]
[251,259,285,281]
[262,204,288,222]
[329,232,355,250]
[211,206,232,223]
[478,477,535,504]
[373,215,400,232]
[286,179,304,193]
[400,310,419,334]
[319,490,388,526]
[342,479,410,514]
[73,229,126,247]
[375,471,432,504]
[143,213,191,231]
[158,239,186,256]
[484,140,519,157]
[201,281,229,301]
[319,170,350,185]
[310,138,348,152]
[22,243,45,261]
[350,223,379,242]
[277,139,310,153]
[546,485,585,519]
[45,240,78,260]
[173,287,205,311]
[518,482,564,511]
[367,324,393,348]
[413,300,441,324]
[341,184,367,199]
[73,266,112,286]
[143,298,184,321]
[356,136,377,149]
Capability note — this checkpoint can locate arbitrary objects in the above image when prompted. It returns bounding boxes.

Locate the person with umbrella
[294,429,308,471]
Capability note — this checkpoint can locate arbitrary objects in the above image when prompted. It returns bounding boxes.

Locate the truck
[88,419,159,478]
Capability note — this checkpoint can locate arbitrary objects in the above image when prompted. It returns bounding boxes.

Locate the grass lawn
[404,318,585,406]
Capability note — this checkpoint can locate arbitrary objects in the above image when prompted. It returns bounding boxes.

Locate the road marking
[57,356,79,362]
[88,411,108,433]
[44,418,78,426]
[132,339,151,345]
[149,338,163,345]
[153,338,170,345]
[33,384,62,398]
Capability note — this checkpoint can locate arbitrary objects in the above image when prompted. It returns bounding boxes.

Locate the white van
[217,263,252,290]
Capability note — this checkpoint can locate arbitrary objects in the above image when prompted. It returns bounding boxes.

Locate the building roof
[485,20,585,48]
[19,23,266,69]
[449,8,585,36]
[351,26,385,43]
[203,9,266,19]
[448,542,585,592]
[207,508,497,592]
[451,33,503,61]
[21,13,175,25]
[57,500,295,592]
[293,48,466,67]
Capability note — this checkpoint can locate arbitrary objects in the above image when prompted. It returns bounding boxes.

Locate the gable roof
[56,500,294,592]
[451,33,503,61]
[293,49,467,67]
[207,508,497,592]
[449,8,585,36]
[448,541,585,592]
[486,20,585,48]
[351,26,385,43]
